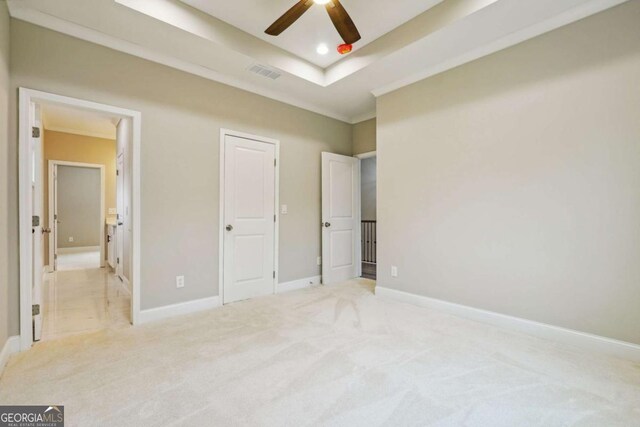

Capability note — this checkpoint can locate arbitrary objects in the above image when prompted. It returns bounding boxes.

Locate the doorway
[357,152,377,280]
[219,129,280,304]
[49,161,105,271]
[18,88,141,349]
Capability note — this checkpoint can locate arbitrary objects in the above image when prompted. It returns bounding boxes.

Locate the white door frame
[48,160,106,270]
[19,87,142,351]
[218,128,280,304]
[354,151,376,277]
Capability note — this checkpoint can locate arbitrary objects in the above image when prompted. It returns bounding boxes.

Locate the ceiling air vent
[247,64,282,80]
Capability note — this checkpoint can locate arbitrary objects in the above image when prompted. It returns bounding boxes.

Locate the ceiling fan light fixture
[314,0,331,4]
[316,43,329,55]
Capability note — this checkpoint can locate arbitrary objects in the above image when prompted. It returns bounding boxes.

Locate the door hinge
[274,214,276,223]
[32,127,40,138]
[117,257,120,264]
[116,169,119,176]
[32,215,40,227]
[54,254,57,260]
[273,271,276,279]
[32,304,40,316]
[274,159,276,167]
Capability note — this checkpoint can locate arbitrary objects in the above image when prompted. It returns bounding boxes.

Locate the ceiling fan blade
[265,0,314,36]
[325,0,361,45]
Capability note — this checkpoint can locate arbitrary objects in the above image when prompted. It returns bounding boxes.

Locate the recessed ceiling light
[316,43,329,55]
[314,0,331,4]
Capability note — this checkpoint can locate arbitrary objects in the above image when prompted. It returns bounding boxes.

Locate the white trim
[0,336,21,377]
[354,151,377,160]
[44,125,116,141]
[218,129,280,305]
[49,160,105,269]
[139,296,221,324]
[57,246,101,255]
[376,286,640,362]
[19,88,142,351]
[276,276,322,294]
[371,0,630,97]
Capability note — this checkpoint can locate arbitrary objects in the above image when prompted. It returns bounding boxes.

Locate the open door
[50,164,59,271]
[321,152,360,285]
[30,102,44,342]
[116,152,125,280]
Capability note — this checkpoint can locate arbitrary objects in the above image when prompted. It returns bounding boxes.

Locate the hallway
[41,267,131,342]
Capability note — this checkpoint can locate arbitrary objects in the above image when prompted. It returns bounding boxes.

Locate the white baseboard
[276,275,322,294]
[376,286,640,362]
[139,296,221,324]
[0,336,21,378]
[57,246,100,254]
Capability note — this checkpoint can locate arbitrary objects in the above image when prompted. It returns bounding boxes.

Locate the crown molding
[7,1,352,124]
[372,0,630,97]
[350,111,377,125]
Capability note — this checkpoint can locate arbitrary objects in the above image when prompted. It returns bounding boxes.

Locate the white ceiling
[7,0,629,123]
[42,104,117,140]
[180,0,444,68]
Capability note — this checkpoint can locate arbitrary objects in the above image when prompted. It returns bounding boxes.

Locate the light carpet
[1,279,639,426]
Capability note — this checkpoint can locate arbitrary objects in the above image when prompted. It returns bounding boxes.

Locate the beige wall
[377,1,640,345]
[43,130,116,264]
[0,1,10,348]
[352,118,376,155]
[7,20,352,332]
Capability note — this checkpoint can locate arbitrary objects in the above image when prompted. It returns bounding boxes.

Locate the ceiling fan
[265,0,361,46]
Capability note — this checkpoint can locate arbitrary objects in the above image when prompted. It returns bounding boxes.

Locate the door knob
[42,228,51,234]
[324,222,331,228]
[226,224,233,231]
[118,222,124,226]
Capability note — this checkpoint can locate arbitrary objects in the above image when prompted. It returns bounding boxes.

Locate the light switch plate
[391,266,398,277]
[68,237,74,243]
[317,256,321,266]
[176,276,185,288]
[281,205,288,215]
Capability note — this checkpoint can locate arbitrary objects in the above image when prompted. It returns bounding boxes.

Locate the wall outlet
[176,275,185,288]
[281,204,288,215]
[391,266,398,277]
[68,236,74,243]
[317,256,322,266]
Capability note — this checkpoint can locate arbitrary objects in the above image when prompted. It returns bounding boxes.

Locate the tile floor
[41,267,131,341]
[56,248,101,271]
[1,279,639,426]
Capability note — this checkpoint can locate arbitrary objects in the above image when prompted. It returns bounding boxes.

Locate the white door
[321,153,359,285]
[30,102,44,341]
[223,134,276,304]
[51,164,59,271]
[116,153,125,279]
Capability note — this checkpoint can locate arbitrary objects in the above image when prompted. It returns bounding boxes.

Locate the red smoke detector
[337,43,353,55]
